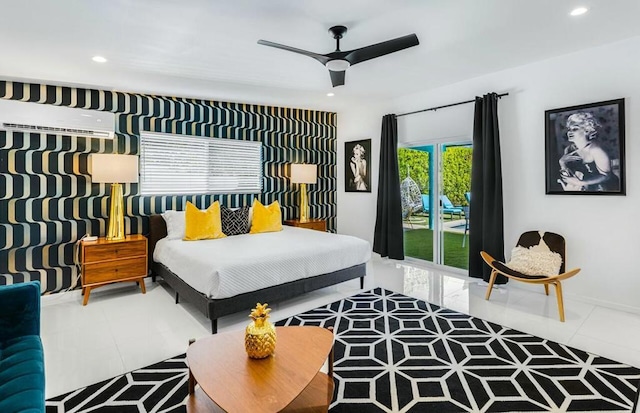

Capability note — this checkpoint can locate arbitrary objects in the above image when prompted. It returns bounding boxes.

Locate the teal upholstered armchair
[0,281,45,412]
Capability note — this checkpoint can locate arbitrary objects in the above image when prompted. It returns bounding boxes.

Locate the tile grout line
[567,302,597,345]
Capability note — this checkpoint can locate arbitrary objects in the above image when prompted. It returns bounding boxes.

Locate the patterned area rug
[46,288,640,412]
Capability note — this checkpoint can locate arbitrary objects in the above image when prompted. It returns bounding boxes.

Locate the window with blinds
[139,132,262,195]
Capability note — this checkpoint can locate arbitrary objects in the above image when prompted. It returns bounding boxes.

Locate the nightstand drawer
[284,219,327,232]
[83,240,146,263]
[83,257,147,285]
[303,221,326,231]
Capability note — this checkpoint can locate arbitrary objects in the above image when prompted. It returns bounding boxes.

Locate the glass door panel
[439,143,472,270]
[399,146,434,262]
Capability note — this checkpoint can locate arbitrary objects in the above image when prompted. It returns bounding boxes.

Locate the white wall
[336,104,387,244]
[338,36,640,312]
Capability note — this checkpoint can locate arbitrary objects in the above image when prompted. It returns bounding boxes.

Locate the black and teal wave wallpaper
[0,81,337,293]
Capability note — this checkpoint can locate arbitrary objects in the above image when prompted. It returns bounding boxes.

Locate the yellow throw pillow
[249,200,283,234]
[183,201,226,241]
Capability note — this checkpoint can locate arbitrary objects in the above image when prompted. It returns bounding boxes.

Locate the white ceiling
[1,0,639,110]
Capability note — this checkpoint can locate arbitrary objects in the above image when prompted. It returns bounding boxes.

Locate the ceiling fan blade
[329,70,345,87]
[257,40,330,65]
[345,34,419,66]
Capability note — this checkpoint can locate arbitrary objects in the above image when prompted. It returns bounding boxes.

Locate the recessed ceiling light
[570,7,589,16]
[326,92,335,97]
[92,56,107,63]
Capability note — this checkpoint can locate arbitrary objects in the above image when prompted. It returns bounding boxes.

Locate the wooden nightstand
[284,219,327,232]
[80,234,148,305]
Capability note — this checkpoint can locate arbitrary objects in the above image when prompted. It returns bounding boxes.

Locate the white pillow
[507,246,562,276]
[161,210,186,240]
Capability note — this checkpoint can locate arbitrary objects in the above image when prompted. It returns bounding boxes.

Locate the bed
[148,215,370,333]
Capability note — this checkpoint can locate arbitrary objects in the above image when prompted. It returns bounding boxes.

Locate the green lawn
[403,228,469,270]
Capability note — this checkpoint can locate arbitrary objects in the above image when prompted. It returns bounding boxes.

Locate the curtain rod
[396,92,509,118]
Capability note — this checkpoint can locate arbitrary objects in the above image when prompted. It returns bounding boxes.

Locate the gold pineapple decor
[245,303,277,359]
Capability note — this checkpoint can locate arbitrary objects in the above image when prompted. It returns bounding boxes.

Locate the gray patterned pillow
[221,205,250,236]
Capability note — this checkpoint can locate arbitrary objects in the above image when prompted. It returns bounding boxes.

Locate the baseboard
[506,279,640,316]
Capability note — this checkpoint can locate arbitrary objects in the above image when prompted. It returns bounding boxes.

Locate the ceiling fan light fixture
[326,59,350,72]
[570,7,589,16]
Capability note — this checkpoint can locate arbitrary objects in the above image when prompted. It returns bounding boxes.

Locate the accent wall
[0,81,337,293]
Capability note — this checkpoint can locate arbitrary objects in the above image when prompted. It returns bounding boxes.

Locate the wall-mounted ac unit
[0,99,115,139]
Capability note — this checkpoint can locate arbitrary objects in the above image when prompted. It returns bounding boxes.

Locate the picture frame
[345,139,371,193]
[545,98,625,195]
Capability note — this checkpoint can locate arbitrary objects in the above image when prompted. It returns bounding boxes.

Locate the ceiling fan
[258,26,419,88]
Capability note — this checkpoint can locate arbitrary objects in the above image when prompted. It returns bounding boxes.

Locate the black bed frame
[148,215,366,333]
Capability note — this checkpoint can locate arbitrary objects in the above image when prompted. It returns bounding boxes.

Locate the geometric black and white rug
[46,288,640,412]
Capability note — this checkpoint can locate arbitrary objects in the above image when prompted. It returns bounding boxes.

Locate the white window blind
[140,132,262,195]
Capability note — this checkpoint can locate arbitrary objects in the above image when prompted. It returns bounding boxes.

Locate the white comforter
[153,226,371,298]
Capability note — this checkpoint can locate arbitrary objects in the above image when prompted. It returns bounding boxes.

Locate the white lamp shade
[290,164,317,184]
[91,154,139,183]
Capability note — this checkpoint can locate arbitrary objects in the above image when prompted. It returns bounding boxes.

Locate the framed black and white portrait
[545,98,625,195]
[345,139,371,193]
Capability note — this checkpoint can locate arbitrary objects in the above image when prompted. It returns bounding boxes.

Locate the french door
[399,141,471,270]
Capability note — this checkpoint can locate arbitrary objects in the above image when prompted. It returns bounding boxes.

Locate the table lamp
[290,164,317,223]
[91,154,139,241]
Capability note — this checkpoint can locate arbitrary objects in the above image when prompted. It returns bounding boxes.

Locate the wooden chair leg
[544,284,549,296]
[554,282,565,322]
[485,270,498,300]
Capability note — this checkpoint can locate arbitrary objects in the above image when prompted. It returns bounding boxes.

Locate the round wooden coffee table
[186,326,335,413]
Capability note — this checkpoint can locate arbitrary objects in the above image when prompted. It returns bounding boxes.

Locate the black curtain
[468,93,506,283]
[373,114,404,260]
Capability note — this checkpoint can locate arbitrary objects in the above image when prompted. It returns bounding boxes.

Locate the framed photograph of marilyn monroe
[545,98,625,195]
[345,139,371,192]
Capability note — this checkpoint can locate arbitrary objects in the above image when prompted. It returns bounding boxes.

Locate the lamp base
[106,183,126,241]
[299,183,310,223]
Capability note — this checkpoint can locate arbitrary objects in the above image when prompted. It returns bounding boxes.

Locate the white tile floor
[42,257,640,399]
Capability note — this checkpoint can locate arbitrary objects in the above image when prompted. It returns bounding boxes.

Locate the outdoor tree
[398,148,429,194]
[442,146,472,205]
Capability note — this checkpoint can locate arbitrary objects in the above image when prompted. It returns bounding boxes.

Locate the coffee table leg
[188,338,196,394]
[188,369,196,394]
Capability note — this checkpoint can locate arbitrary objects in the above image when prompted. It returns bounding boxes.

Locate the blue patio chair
[421,194,430,213]
[462,205,470,247]
[440,195,464,219]
[462,191,471,247]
